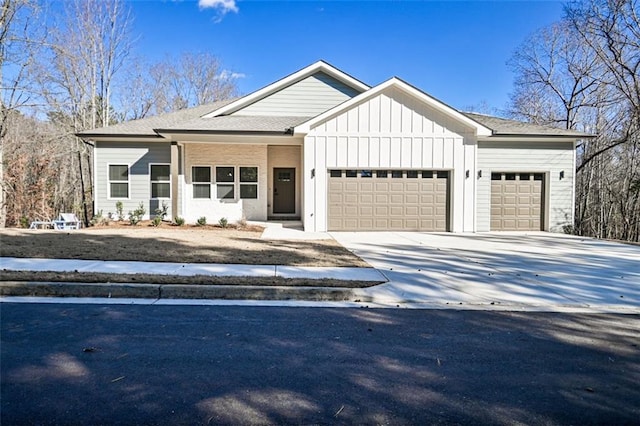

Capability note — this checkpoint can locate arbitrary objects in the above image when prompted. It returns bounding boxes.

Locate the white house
[78,61,589,233]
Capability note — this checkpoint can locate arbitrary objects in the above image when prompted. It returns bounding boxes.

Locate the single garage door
[491,172,544,231]
[328,169,449,231]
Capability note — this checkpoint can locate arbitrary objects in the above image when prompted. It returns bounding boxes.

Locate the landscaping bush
[174,216,185,226]
[196,216,207,226]
[218,217,228,228]
[128,203,146,225]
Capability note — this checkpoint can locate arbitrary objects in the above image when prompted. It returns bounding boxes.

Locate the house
[77,61,589,233]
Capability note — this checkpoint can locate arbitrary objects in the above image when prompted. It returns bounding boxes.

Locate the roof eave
[75,132,165,140]
[154,128,295,137]
[479,133,593,142]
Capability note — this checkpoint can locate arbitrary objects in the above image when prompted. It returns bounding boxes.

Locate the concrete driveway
[332,232,640,311]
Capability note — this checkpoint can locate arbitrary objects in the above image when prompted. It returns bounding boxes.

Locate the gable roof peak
[201,60,370,119]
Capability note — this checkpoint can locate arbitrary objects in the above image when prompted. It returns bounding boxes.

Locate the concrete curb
[0,281,373,302]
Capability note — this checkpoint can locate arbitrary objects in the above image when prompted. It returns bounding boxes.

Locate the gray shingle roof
[77,99,236,137]
[77,98,591,139]
[464,112,592,137]
[158,115,313,133]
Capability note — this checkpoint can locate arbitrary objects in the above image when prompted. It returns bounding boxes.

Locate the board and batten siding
[477,141,575,232]
[303,87,478,232]
[95,141,172,219]
[236,72,361,117]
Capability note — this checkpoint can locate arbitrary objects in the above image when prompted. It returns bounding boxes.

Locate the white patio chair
[53,213,81,230]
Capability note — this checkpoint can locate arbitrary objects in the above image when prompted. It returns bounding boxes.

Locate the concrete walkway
[0,257,385,281]
[2,230,639,313]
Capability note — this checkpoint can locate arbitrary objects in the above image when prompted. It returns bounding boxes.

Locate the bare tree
[149,52,239,115]
[508,0,640,241]
[29,0,134,225]
[1,0,46,227]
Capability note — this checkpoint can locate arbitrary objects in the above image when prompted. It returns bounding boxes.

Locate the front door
[273,168,295,214]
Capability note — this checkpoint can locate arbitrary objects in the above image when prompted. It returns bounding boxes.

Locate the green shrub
[155,201,169,220]
[90,210,110,226]
[151,216,163,227]
[218,217,228,228]
[128,202,146,225]
[196,216,207,226]
[174,216,185,226]
[115,201,124,221]
[19,216,29,228]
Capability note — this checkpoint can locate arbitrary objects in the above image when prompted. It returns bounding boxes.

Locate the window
[519,173,531,181]
[330,170,342,178]
[491,172,501,181]
[391,170,403,178]
[376,170,388,178]
[422,171,434,178]
[346,170,357,178]
[437,171,448,179]
[192,166,211,199]
[109,165,129,198]
[506,173,516,181]
[407,171,418,178]
[150,165,170,199]
[216,166,235,199]
[361,170,372,178]
[240,167,258,199]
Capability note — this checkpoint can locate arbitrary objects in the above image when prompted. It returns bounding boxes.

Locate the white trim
[214,165,236,200]
[239,166,259,200]
[106,163,131,200]
[149,163,171,200]
[191,165,212,200]
[201,61,370,118]
[294,78,493,137]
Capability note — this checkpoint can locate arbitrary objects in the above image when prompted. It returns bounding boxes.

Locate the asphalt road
[1,303,639,425]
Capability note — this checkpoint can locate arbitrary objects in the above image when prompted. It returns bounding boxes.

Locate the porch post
[170,141,179,220]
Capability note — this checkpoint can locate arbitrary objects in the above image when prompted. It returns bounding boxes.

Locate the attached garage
[327,169,449,231]
[490,172,544,231]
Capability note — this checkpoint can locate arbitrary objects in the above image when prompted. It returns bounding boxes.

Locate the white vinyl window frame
[149,163,171,200]
[215,165,236,200]
[239,166,259,200]
[192,165,212,199]
[107,163,130,200]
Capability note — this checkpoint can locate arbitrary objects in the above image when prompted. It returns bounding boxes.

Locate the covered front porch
[167,140,302,226]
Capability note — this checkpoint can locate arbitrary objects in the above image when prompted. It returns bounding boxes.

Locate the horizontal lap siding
[304,87,477,232]
[477,141,575,232]
[95,142,171,219]
[238,72,361,117]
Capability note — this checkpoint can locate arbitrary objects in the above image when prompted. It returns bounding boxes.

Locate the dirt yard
[0,225,368,267]
[0,225,377,287]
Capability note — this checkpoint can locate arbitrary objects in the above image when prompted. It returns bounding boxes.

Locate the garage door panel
[328,169,449,231]
[491,172,544,231]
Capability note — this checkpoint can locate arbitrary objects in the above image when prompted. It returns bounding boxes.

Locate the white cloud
[198,0,238,14]
[218,70,246,80]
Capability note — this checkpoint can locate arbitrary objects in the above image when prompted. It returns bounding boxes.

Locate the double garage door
[490,172,544,231]
[328,170,449,231]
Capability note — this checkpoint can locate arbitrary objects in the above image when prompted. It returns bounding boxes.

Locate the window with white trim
[216,166,235,199]
[192,166,211,199]
[150,164,170,199]
[109,165,129,198]
[239,167,258,199]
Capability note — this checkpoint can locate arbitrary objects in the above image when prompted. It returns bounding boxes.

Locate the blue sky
[130,0,564,114]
